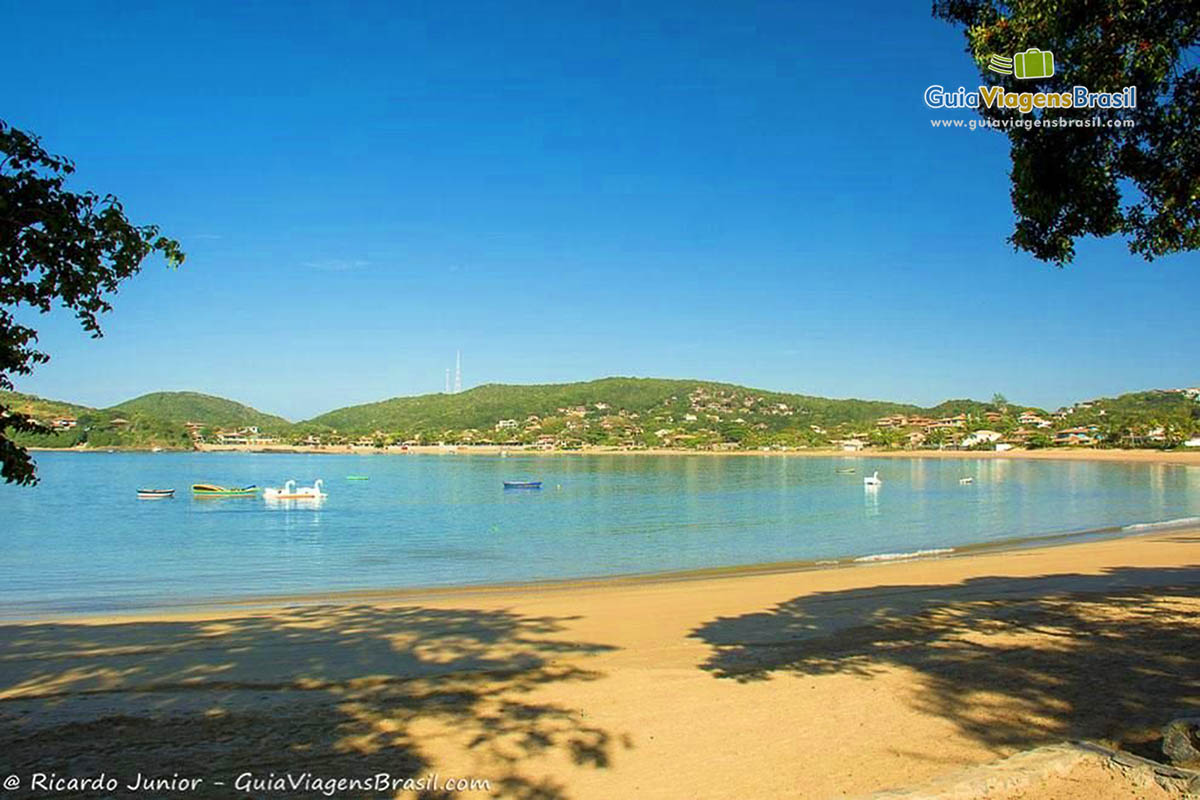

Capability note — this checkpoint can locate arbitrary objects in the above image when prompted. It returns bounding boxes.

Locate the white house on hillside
[960,430,1003,448]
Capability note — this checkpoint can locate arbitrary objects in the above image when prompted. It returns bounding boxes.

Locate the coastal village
[12,381,1200,454]
[43,383,1192,454]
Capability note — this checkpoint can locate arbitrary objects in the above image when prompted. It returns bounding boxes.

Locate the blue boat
[503,480,542,490]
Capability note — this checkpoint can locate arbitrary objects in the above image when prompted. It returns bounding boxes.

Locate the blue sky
[6,1,1197,420]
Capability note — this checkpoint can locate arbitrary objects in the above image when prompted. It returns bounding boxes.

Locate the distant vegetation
[111,392,291,431]
[1,391,193,451]
[308,378,920,437]
[3,378,1199,453]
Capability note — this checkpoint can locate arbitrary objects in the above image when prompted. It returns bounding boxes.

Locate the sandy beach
[3,528,1199,798]
[44,442,1200,468]
[8,1,1198,798]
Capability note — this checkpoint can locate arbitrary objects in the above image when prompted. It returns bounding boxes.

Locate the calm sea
[0,451,1197,616]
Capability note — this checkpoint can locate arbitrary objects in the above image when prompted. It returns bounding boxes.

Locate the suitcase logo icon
[988,49,1055,80]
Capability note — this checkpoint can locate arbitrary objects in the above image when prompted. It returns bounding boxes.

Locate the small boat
[835,468,857,474]
[346,475,370,481]
[959,477,975,485]
[263,479,327,500]
[192,483,259,497]
[863,471,882,487]
[137,488,174,499]
[503,480,543,490]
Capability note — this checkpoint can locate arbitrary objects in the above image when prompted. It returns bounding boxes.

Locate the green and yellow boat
[191,483,259,497]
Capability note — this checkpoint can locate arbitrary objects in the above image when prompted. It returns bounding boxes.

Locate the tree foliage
[308,377,922,434]
[934,0,1200,264]
[0,121,183,484]
[111,391,290,431]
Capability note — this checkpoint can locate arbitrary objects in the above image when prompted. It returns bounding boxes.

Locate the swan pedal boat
[192,484,259,497]
[263,479,327,500]
[863,471,882,487]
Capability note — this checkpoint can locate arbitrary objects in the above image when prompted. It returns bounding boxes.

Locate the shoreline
[8,517,1196,626]
[9,451,1200,623]
[27,443,1200,466]
[5,524,1200,797]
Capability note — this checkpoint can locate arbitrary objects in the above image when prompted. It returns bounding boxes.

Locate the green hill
[1064,390,1200,436]
[5,379,1196,452]
[0,391,193,449]
[1,391,94,422]
[109,392,291,430]
[306,377,921,437]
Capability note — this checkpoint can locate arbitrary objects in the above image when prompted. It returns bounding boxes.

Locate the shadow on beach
[0,605,621,799]
[690,564,1200,757]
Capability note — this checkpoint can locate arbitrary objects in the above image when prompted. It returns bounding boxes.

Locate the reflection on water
[863,484,881,517]
[910,459,927,490]
[1,452,1198,615]
[264,497,327,510]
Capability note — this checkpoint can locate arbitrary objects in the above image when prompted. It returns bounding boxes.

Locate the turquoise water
[1,451,1198,616]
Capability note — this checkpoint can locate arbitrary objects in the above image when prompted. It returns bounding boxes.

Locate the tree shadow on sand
[690,565,1200,757]
[0,604,622,798]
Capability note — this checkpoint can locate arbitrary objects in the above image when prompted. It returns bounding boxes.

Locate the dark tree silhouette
[0,603,623,799]
[935,0,1200,265]
[0,120,183,485]
[692,561,1200,754]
